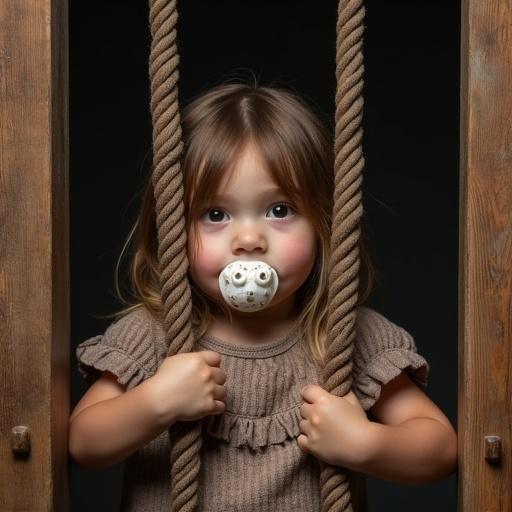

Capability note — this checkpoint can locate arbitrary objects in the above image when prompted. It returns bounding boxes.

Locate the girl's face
[187,144,317,318]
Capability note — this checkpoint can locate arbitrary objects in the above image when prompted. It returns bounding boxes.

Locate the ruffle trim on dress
[203,405,303,449]
[352,348,430,412]
[76,334,151,391]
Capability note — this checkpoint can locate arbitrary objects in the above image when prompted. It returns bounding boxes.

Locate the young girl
[69,81,458,511]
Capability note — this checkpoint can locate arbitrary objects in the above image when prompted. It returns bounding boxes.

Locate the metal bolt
[11,425,31,455]
[484,435,501,463]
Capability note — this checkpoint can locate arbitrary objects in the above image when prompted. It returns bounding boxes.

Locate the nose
[232,220,267,255]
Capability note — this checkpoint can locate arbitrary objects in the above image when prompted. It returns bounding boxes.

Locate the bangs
[184,136,305,224]
[181,89,332,235]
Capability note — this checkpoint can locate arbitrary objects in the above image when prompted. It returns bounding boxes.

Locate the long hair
[101,80,374,367]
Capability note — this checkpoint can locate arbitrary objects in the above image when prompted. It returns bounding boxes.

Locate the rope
[148,0,202,510]
[319,1,366,510]
[147,0,366,510]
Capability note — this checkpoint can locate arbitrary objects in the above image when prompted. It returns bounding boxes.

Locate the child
[69,81,458,511]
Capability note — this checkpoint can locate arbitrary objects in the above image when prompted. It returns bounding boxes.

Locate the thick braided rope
[148,0,202,510]
[319,1,366,511]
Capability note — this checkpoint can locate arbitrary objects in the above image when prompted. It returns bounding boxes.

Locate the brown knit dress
[75,305,429,511]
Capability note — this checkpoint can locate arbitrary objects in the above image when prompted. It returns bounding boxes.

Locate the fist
[297,384,373,471]
[151,350,227,424]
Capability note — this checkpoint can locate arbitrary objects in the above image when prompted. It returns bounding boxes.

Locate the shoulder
[102,305,155,342]
[355,305,412,339]
[354,305,419,362]
[75,306,162,391]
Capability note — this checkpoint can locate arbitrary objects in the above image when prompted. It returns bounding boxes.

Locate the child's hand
[150,350,227,424]
[297,384,373,471]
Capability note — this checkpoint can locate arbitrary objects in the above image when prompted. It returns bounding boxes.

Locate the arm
[357,372,458,485]
[361,417,457,485]
[69,371,177,469]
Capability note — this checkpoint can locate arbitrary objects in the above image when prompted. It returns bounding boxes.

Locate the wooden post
[459,0,512,509]
[0,0,69,510]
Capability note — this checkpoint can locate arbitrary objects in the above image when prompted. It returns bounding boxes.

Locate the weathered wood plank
[459,0,512,510]
[0,0,69,510]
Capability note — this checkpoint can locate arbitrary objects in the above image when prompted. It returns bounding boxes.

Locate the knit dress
[75,305,430,511]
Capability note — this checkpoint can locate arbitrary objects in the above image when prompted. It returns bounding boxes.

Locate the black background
[70,0,460,510]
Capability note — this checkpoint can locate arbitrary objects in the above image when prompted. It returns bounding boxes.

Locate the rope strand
[319,1,366,511]
[148,1,202,510]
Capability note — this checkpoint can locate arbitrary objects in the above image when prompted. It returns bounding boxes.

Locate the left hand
[297,384,373,471]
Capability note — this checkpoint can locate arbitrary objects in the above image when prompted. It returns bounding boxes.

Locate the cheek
[279,233,316,275]
[187,232,225,281]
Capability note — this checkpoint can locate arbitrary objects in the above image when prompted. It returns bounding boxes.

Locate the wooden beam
[459,0,512,509]
[0,0,69,510]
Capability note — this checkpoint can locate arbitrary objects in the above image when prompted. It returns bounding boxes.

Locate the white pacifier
[218,260,279,312]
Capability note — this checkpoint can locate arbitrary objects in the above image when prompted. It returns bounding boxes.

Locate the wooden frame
[0,0,69,509]
[459,0,512,509]
[0,0,511,510]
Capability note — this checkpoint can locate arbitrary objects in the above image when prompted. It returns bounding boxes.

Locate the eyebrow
[212,186,287,203]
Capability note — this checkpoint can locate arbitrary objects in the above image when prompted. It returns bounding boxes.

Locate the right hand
[150,350,227,424]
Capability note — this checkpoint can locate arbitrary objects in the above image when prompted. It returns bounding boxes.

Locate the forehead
[217,145,280,194]
[189,139,303,210]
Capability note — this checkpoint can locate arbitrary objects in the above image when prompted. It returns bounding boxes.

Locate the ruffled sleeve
[75,306,158,391]
[352,306,430,412]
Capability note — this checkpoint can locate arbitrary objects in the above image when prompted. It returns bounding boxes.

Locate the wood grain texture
[460,0,512,510]
[0,0,69,510]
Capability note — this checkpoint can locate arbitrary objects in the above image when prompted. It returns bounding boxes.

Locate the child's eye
[266,203,295,220]
[203,208,229,223]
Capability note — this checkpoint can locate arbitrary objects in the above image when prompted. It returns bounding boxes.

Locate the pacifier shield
[218,260,279,312]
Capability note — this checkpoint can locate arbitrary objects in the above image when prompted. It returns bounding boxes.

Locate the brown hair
[101,80,374,367]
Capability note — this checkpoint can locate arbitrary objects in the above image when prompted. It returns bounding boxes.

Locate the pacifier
[218,260,279,312]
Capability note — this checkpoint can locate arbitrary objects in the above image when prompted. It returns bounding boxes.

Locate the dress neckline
[196,321,302,358]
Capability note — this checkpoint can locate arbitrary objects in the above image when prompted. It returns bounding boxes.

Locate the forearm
[69,376,176,469]
[357,418,458,485]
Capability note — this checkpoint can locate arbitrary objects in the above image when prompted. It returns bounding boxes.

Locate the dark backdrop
[70,0,460,510]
